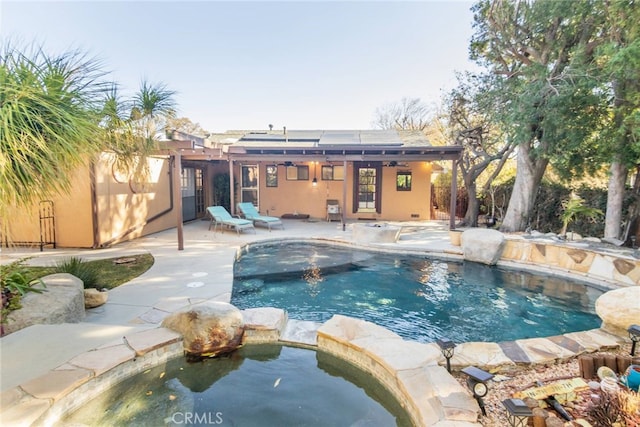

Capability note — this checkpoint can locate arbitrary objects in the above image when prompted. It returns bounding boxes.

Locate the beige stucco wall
[93,153,176,247]
[2,166,94,248]
[3,153,181,249]
[234,161,435,221]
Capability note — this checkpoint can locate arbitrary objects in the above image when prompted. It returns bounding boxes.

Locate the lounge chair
[237,202,284,231]
[206,206,255,235]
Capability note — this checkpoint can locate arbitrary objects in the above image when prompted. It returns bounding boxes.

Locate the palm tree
[0,44,108,215]
[131,80,176,145]
[100,80,177,183]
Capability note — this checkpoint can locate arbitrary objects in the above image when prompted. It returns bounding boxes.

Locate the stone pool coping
[2,306,626,427]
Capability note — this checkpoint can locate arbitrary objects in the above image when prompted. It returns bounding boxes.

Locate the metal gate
[2,200,56,251]
[38,200,56,250]
[432,185,467,221]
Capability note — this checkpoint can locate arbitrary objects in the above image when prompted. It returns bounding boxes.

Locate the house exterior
[2,129,461,249]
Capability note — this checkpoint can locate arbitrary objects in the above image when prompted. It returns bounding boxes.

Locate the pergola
[160,130,463,250]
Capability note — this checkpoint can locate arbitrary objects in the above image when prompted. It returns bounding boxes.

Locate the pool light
[436,338,456,373]
[502,398,533,427]
[462,366,493,416]
[629,324,640,356]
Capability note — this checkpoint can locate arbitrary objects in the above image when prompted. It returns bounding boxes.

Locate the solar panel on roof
[318,131,360,145]
[360,130,403,145]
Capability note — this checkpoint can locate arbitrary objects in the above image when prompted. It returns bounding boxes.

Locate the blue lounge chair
[207,206,255,235]
[237,202,284,231]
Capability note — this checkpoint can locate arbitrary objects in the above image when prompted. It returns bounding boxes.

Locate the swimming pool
[63,344,412,427]
[232,241,603,343]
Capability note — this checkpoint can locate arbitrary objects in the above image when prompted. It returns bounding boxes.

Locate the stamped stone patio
[1,219,637,426]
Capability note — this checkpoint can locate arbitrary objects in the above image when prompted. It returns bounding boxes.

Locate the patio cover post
[173,151,184,250]
[449,158,458,230]
[229,159,235,215]
[342,159,347,231]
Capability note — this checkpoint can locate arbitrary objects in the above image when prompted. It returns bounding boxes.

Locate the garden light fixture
[502,398,532,427]
[462,366,493,416]
[629,324,640,356]
[436,338,456,373]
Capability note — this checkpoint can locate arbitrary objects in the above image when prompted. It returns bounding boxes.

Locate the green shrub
[54,257,100,289]
[486,179,634,238]
[1,259,46,327]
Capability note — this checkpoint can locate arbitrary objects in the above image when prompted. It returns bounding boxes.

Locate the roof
[234,129,427,147]
[222,129,459,162]
[167,129,460,162]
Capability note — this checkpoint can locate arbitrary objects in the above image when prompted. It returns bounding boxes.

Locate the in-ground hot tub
[62,343,412,426]
[352,222,401,243]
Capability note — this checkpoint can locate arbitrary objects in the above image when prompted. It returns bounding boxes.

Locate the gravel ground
[453,349,640,427]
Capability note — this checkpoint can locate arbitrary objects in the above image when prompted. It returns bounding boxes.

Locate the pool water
[63,344,412,426]
[232,242,603,343]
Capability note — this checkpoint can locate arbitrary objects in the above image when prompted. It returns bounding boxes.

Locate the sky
[1,0,479,133]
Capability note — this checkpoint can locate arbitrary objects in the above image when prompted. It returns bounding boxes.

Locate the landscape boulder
[461,228,506,266]
[4,273,85,335]
[161,301,245,357]
[84,288,108,308]
[595,287,640,337]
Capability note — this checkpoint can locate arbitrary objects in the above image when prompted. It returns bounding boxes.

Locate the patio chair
[206,206,255,235]
[326,199,341,222]
[237,202,284,231]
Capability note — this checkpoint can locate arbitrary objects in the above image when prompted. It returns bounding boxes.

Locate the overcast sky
[1,0,479,132]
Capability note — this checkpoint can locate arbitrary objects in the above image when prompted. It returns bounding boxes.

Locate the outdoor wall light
[436,338,456,373]
[502,398,533,427]
[312,161,318,187]
[629,324,640,356]
[462,366,494,416]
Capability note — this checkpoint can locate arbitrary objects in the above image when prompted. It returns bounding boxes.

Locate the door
[353,162,382,213]
[182,167,205,221]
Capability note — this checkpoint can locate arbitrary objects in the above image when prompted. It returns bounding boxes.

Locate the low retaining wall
[501,238,640,287]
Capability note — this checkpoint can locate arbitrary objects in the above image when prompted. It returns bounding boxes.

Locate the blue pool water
[232,242,603,343]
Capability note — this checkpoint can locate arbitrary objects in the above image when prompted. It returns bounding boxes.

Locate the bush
[487,179,634,237]
[54,257,100,289]
[1,259,46,329]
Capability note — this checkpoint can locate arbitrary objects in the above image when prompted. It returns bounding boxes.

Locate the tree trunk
[463,181,479,227]
[604,160,628,239]
[500,142,549,232]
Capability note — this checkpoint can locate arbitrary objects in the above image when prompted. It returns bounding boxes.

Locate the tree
[100,80,177,180]
[166,117,208,138]
[470,0,605,232]
[444,72,515,226]
[596,1,640,240]
[131,80,177,145]
[371,97,434,132]
[0,44,108,216]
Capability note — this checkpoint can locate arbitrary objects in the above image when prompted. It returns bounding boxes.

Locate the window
[321,165,344,181]
[396,171,412,191]
[286,165,309,180]
[266,165,278,187]
[241,165,258,204]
